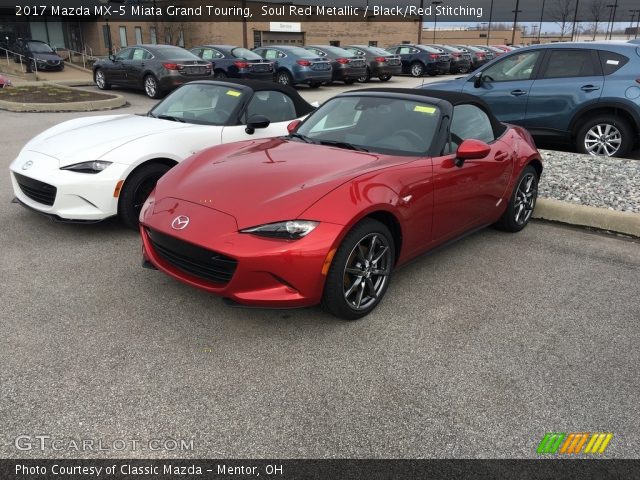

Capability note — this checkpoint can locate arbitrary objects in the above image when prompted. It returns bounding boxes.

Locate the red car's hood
[155,138,408,229]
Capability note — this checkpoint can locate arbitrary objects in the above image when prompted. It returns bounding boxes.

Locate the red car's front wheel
[322,219,394,320]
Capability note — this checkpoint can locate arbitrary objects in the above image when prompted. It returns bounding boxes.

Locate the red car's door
[431,105,513,242]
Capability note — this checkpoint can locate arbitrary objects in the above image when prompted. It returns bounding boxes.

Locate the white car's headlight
[240,220,319,240]
[60,161,112,174]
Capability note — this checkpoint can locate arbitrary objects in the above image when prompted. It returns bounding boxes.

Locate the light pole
[432,1,443,43]
[417,0,424,44]
[635,8,640,38]
[487,0,494,45]
[629,10,640,39]
[99,0,113,56]
[607,0,619,40]
[537,0,546,43]
[571,0,580,41]
[511,0,522,46]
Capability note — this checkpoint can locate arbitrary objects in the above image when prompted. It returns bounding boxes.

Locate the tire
[494,165,539,233]
[213,70,227,79]
[143,74,162,99]
[94,69,111,90]
[575,115,634,158]
[276,70,293,86]
[410,62,425,77]
[358,67,372,83]
[118,163,172,230]
[322,219,395,320]
[378,74,392,82]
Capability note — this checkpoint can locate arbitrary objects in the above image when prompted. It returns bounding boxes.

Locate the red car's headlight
[240,220,319,240]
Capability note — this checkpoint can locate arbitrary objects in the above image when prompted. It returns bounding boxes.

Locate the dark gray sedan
[93,44,213,99]
[344,45,402,82]
[253,46,332,87]
[303,45,367,84]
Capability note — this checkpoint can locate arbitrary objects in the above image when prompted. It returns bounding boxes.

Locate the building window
[178,29,184,47]
[135,26,143,44]
[119,26,127,48]
[329,40,340,46]
[149,27,157,44]
[402,40,410,44]
[479,33,487,38]
[368,40,378,47]
[102,25,111,50]
[253,31,262,48]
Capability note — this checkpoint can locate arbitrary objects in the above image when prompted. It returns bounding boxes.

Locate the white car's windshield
[295,96,440,156]
[150,84,245,125]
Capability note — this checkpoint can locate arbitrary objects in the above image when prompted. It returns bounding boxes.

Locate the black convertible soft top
[191,79,316,117]
[352,88,507,137]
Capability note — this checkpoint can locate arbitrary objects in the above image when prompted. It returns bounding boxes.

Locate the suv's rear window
[597,50,629,75]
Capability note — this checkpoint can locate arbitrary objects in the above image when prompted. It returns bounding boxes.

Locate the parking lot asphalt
[1,78,639,459]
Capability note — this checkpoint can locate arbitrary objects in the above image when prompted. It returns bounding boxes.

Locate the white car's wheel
[118,163,172,230]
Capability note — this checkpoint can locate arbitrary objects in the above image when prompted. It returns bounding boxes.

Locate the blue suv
[422,42,640,157]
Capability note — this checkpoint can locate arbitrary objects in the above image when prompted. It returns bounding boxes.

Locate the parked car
[253,45,332,87]
[0,74,11,88]
[93,44,213,99]
[189,45,274,81]
[424,44,472,74]
[450,45,489,70]
[344,45,402,82]
[473,45,506,59]
[12,39,64,71]
[386,44,450,76]
[140,89,542,320]
[423,42,640,157]
[9,80,315,229]
[303,45,366,84]
[493,45,517,52]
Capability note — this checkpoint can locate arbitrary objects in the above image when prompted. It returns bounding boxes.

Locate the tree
[587,0,607,40]
[551,0,574,38]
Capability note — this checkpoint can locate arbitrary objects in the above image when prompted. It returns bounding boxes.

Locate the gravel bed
[539,150,640,213]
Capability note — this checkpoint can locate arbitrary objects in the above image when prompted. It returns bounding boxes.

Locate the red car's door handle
[510,89,527,96]
[495,151,508,162]
[580,84,600,92]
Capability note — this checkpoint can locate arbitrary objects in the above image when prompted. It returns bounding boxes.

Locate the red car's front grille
[147,228,237,285]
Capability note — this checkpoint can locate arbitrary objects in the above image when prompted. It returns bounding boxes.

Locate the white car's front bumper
[10,151,129,221]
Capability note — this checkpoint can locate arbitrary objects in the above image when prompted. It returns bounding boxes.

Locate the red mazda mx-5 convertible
[140,89,543,319]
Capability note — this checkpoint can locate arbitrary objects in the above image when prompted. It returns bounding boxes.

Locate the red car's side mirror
[455,139,491,167]
[287,119,301,134]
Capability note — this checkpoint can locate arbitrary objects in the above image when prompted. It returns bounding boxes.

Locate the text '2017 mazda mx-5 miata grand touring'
[140,89,543,320]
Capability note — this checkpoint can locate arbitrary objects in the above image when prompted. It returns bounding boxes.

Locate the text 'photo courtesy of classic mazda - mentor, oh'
[140,89,543,320]
[9,80,315,229]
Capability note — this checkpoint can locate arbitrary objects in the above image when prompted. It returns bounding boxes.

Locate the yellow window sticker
[226,90,241,97]
[414,105,436,114]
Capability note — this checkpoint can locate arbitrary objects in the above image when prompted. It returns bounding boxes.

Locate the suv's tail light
[452,52,461,58]
[162,62,180,70]
[234,61,249,68]
[336,57,350,64]
[429,54,439,60]
[375,56,387,62]
[296,59,312,66]
[475,52,486,58]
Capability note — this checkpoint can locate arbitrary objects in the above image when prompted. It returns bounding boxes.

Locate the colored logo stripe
[538,433,613,454]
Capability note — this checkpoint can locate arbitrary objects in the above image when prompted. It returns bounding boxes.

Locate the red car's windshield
[295,96,440,156]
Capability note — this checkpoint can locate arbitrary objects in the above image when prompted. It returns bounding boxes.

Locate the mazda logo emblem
[22,161,33,170]
[171,215,190,230]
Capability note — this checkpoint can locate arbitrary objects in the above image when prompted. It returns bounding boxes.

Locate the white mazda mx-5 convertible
[9,79,315,228]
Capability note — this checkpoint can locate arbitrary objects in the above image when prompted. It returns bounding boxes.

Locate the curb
[534,198,640,237]
[0,83,125,112]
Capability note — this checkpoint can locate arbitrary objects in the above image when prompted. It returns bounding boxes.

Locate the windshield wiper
[155,114,185,123]
[318,140,369,152]
[288,132,314,143]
